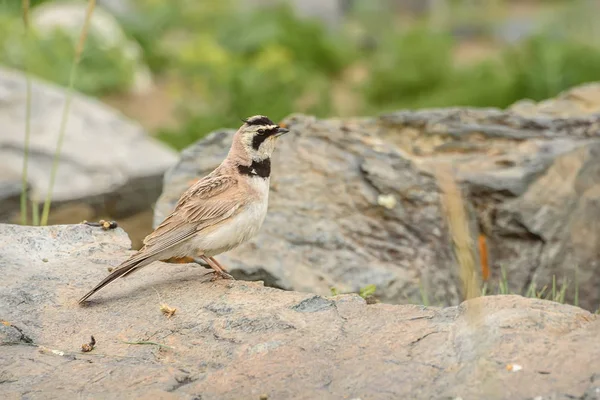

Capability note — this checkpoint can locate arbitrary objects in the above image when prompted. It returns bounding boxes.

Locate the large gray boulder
[1,223,599,399]
[155,83,600,311]
[0,67,177,222]
[0,175,27,221]
[154,115,457,306]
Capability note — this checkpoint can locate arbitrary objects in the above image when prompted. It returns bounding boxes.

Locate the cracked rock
[156,83,600,310]
[0,67,177,222]
[1,223,599,399]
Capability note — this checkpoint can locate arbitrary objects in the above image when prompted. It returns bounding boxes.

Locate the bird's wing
[140,174,243,255]
[77,174,245,303]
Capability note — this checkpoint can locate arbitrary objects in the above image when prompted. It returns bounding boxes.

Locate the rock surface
[0,176,27,222]
[0,67,177,222]
[155,83,600,311]
[155,117,458,306]
[1,223,599,400]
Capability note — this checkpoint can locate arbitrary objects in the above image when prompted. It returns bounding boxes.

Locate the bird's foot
[210,270,234,281]
[199,255,234,281]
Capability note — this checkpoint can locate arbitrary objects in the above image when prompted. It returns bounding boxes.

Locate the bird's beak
[274,127,289,138]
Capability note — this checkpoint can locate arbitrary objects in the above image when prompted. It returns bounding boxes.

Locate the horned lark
[78,115,289,303]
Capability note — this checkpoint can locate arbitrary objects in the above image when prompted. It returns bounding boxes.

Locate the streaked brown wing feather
[77,173,244,303]
[141,174,241,252]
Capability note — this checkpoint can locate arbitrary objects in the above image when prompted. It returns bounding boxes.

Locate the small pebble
[377,194,397,209]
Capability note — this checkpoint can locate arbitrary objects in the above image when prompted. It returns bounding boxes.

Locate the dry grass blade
[152,288,177,318]
[122,340,173,349]
[20,0,32,225]
[435,165,481,302]
[160,304,177,318]
[574,265,579,307]
[434,164,489,365]
[40,0,97,226]
[31,199,39,226]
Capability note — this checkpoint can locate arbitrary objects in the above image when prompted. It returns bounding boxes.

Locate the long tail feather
[78,257,151,303]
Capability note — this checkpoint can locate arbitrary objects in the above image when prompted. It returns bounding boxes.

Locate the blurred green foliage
[151,3,348,148]
[365,31,600,112]
[2,0,600,149]
[0,3,135,95]
[363,28,455,108]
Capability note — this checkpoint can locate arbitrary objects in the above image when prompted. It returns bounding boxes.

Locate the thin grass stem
[20,0,32,225]
[31,200,39,226]
[419,279,430,307]
[537,285,548,299]
[557,277,568,304]
[525,280,536,298]
[40,0,96,226]
[574,265,579,307]
[122,340,173,349]
[498,266,509,295]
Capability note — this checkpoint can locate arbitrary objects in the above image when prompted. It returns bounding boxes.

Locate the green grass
[459,267,590,309]
[0,14,134,96]
[11,0,97,226]
[19,0,31,225]
[330,284,378,303]
[419,280,430,307]
[480,266,577,305]
[40,0,96,226]
[333,266,593,311]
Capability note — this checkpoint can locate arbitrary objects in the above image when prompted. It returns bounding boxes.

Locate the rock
[243,0,346,28]
[289,0,344,28]
[0,67,177,222]
[0,172,27,221]
[493,17,540,44]
[379,83,600,311]
[156,83,600,311]
[510,82,600,117]
[97,0,136,20]
[154,119,458,306]
[1,223,599,399]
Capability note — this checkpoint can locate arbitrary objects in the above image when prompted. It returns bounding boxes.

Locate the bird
[78,115,289,303]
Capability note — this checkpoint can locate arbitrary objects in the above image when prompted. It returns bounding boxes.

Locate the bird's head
[233,115,289,161]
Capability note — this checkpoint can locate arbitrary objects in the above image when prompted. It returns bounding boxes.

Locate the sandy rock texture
[1,224,599,400]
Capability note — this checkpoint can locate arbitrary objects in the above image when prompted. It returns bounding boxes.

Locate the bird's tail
[78,255,154,304]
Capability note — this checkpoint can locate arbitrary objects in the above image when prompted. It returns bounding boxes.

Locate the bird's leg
[199,255,234,281]
[162,256,210,268]
[191,257,211,269]
[209,257,230,274]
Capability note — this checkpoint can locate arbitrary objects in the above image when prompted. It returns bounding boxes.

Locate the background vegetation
[1,0,599,310]
[2,0,600,150]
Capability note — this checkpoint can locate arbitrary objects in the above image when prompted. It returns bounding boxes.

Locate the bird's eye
[257,129,265,135]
